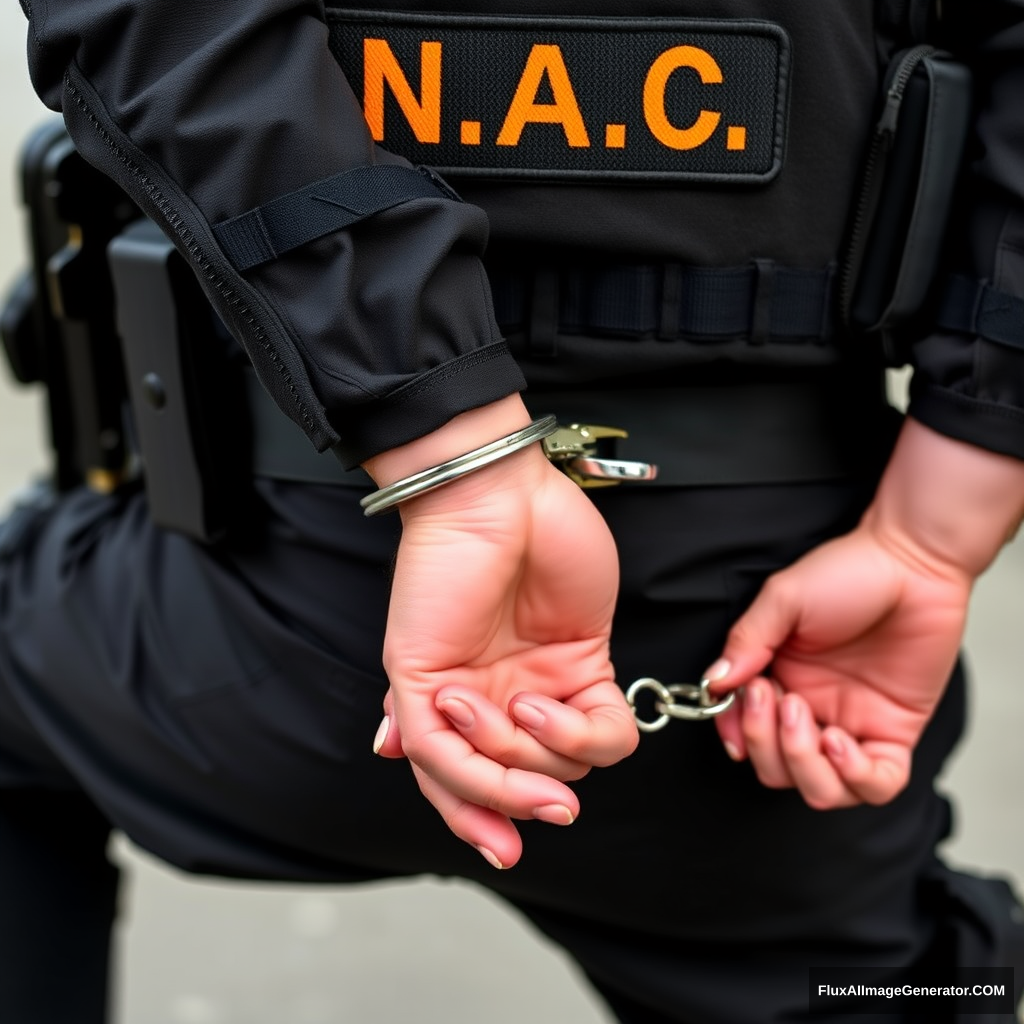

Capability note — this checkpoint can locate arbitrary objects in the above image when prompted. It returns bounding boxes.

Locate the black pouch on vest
[840,46,972,362]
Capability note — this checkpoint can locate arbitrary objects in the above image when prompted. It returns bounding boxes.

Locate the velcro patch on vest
[326,11,791,183]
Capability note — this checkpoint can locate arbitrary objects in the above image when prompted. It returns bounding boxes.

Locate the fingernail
[723,740,743,762]
[702,658,731,684]
[781,695,801,729]
[532,804,575,826]
[372,716,389,754]
[511,700,545,730]
[438,697,474,730]
[824,731,846,760]
[474,845,504,870]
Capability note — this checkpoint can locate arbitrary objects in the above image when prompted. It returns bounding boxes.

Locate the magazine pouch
[840,46,972,362]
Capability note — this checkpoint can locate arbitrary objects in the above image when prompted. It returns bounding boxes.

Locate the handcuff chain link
[625,676,736,733]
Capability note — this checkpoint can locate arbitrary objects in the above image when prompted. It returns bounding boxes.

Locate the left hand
[708,520,970,809]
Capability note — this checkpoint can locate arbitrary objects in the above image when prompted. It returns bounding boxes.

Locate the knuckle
[753,765,790,790]
[442,799,475,837]
[725,619,753,650]
[401,734,432,767]
[865,777,906,807]
[493,736,525,767]
[803,791,836,811]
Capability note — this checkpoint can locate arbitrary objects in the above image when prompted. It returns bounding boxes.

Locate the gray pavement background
[0,8,1020,1022]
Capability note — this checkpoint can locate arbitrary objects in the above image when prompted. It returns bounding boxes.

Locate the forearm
[862,417,1024,581]
[21,0,524,462]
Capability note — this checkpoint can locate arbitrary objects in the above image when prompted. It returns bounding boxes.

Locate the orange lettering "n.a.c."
[497,44,590,148]
[364,38,442,143]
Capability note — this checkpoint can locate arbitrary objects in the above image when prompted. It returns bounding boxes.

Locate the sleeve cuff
[908,382,1024,461]
[330,342,527,468]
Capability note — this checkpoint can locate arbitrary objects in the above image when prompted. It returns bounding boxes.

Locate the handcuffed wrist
[360,415,558,516]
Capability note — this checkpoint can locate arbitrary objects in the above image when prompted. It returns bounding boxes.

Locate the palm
[386,467,617,705]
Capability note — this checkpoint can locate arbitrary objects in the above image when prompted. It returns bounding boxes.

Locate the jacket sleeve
[908,0,1024,460]
[19,0,526,467]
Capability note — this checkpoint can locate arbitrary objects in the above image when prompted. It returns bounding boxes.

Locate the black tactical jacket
[18,0,1024,467]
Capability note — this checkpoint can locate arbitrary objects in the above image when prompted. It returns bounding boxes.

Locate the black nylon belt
[326,10,790,183]
[245,370,884,489]
[213,164,459,272]
[489,262,836,342]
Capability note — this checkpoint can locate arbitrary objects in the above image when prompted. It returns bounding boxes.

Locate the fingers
[392,701,579,840]
[724,685,911,809]
[707,574,800,694]
[374,699,581,869]
[430,683,636,779]
[777,698,910,808]
[713,690,747,763]
[740,679,796,790]
[411,764,526,869]
[436,689,592,781]
[406,715,579,818]
[508,684,639,768]
[821,728,911,805]
[374,686,597,869]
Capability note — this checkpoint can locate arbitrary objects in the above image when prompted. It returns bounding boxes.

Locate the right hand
[709,417,1024,810]
[363,398,638,869]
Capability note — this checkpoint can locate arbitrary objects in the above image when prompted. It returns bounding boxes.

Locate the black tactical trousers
[0,453,1019,1023]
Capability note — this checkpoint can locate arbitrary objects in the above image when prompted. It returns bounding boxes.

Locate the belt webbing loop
[489,262,836,343]
[750,259,776,345]
[658,264,683,341]
[529,269,559,358]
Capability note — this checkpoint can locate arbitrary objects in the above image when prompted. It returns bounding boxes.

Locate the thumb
[707,574,800,694]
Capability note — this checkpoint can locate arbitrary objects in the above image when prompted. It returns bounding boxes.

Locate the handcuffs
[544,422,734,731]
[625,677,735,732]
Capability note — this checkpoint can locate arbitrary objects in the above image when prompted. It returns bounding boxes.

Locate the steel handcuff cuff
[543,422,735,731]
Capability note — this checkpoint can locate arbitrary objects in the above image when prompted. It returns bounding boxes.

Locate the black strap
[243,365,892,489]
[213,165,459,272]
[489,262,836,342]
[935,274,1024,352]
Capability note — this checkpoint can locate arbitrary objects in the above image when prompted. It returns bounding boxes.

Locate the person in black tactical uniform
[2,0,1024,1021]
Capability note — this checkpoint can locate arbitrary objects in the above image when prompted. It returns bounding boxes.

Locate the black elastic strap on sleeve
[935,274,1024,352]
[213,164,460,272]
